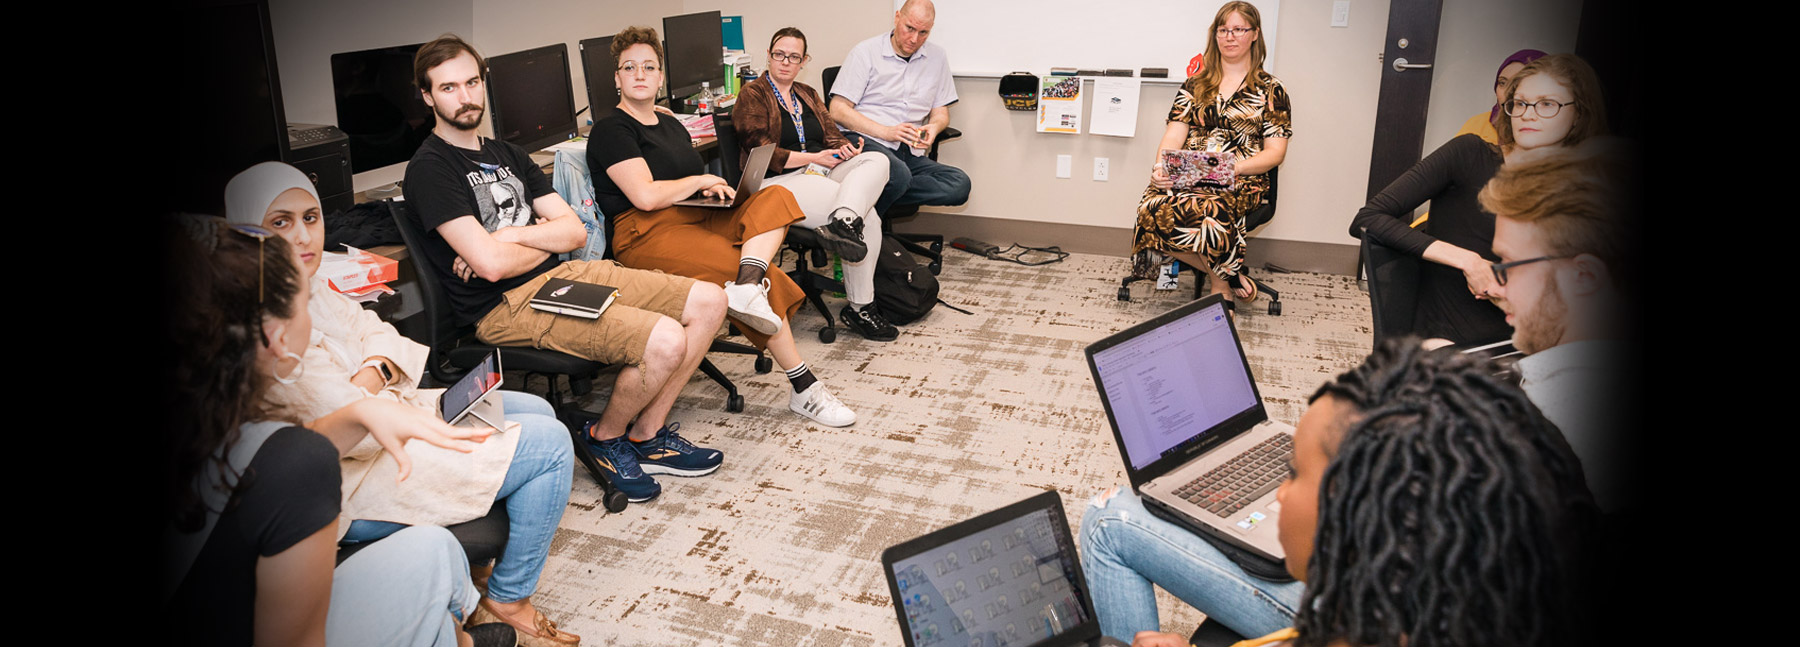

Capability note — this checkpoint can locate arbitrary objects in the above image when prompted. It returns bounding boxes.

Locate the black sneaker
[815,216,869,263]
[840,303,899,341]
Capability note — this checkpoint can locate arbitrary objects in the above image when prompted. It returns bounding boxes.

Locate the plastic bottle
[697,82,713,114]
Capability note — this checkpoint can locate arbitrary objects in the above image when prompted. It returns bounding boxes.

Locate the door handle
[1391,57,1433,72]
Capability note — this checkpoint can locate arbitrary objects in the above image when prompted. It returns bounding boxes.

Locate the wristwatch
[361,359,395,385]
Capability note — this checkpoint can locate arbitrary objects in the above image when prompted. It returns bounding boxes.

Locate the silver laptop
[881,490,1128,647]
[1083,295,1294,561]
[672,143,776,208]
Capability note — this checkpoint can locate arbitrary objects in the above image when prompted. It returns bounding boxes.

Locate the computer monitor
[176,0,289,214]
[330,42,431,174]
[578,35,617,120]
[486,43,579,153]
[663,10,724,103]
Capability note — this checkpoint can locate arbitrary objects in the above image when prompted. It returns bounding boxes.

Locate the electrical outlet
[1093,157,1109,181]
[1056,155,1072,179]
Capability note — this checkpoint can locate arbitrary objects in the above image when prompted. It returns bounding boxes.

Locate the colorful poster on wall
[1036,76,1083,134]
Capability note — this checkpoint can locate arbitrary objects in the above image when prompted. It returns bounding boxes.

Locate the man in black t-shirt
[402,35,729,504]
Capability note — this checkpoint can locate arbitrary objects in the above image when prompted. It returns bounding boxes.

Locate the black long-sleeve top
[1350,134,1510,345]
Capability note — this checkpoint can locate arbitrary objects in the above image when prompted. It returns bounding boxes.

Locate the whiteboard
[901,0,1281,78]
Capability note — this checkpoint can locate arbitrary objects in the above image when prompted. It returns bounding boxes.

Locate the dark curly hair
[1293,339,1599,647]
[164,216,303,532]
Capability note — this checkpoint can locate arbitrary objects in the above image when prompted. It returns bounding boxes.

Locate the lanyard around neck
[767,74,806,150]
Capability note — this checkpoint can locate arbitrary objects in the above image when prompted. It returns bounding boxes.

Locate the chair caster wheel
[603,490,629,513]
[1268,301,1282,315]
[928,260,942,275]
[819,327,837,343]
[1117,288,1132,301]
[726,394,745,413]
[754,356,774,374]
[929,241,944,253]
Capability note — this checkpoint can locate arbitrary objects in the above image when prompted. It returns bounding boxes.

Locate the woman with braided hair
[1086,339,1599,646]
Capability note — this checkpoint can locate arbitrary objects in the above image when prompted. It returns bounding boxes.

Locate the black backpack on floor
[872,237,940,324]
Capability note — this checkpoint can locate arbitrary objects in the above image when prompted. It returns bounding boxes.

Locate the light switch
[1056,155,1072,179]
[1332,1,1350,27]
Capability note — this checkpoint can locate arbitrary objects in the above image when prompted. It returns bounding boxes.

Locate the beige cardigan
[263,277,519,540]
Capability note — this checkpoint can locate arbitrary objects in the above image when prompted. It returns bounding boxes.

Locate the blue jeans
[844,131,972,214]
[330,525,479,647]
[1078,488,1304,641]
[345,391,574,603]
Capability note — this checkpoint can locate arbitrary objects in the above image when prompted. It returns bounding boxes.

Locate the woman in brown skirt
[587,26,857,427]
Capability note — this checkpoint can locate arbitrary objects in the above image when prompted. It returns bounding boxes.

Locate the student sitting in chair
[224,162,583,646]
[1100,340,1600,647]
[591,26,860,429]
[163,217,511,647]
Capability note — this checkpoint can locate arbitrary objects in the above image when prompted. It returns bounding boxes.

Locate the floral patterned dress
[1133,72,1292,280]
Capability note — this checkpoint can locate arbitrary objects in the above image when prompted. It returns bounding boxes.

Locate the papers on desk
[320,247,398,302]
[675,113,717,138]
[1037,76,1083,134]
[1090,77,1142,138]
[546,136,588,154]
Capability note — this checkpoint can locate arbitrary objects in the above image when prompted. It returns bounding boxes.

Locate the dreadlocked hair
[1292,338,1599,647]
[164,215,302,533]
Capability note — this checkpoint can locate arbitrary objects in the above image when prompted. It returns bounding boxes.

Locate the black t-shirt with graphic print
[404,134,559,328]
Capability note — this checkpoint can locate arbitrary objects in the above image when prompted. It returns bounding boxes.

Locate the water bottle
[697,82,713,114]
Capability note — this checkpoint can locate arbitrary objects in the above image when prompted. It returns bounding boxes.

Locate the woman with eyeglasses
[221,162,583,646]
[1350,53,1608,347]
[589,26,859,428]
[734,27,897,342]
[1134,1,1291,305]
[162,217,512,646]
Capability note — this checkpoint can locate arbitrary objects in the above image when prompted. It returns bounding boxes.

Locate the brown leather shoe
[469,599,580,646]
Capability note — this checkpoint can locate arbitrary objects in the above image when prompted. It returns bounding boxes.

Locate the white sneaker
[789,383,856,427]
[724,279,783,335]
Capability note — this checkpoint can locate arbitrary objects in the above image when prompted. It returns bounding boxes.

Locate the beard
[1512,273,1568,355]
[437,102,484,131]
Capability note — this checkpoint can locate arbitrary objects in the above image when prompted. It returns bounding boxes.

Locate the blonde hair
[1193,2,1271,100]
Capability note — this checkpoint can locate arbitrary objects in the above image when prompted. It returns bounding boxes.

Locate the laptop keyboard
[1172,434,1294,518]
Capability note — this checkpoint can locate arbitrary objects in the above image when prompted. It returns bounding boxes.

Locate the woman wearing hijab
[224,162,583,647]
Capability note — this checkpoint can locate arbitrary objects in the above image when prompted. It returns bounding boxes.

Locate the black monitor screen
[578,35,616,120]
[177,0,288,214]
[331,43,431,174]
[663,11,723,101]
[487,44,578,153]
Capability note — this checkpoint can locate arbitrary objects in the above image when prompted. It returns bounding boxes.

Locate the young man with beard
[402,35,729,504]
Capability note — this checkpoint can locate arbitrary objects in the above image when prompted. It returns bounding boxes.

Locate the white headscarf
[224,161,319,225]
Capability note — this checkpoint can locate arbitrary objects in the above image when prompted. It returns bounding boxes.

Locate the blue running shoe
[629,423,724,477]
[582,426,661,502]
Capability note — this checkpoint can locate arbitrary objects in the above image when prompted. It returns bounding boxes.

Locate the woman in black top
[162,218,504,646]
[1350,53,1608,346]
[588,27,858,428]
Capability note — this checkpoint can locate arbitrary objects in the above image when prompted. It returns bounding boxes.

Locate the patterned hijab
[1490,49,1549,122]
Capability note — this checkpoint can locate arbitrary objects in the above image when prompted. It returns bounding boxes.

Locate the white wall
[269,0,1579,251]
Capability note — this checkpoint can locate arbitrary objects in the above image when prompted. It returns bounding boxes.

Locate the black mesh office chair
[1117,168,1284,315]
[1359,234,1421,346]
[389,200,634,512]
[712,109,848,343]
[822,65,960,276]
[335,501,510,567]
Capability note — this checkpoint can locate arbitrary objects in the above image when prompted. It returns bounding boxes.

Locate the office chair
[1359,234,1421,347]
[335,501,510,567]
[1117,168,1284,315]
[712,109,847,343]
[389,199,632,513]
[823,65,960,276]
[1189,618,1249,647]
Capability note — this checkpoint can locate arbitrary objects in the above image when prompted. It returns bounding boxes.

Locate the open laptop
[1083,295,1294,562]
[882,490,1128,647]
[438,350,506,430]
[672,143,775,208]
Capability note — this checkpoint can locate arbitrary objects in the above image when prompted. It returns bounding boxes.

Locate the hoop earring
[273,350,305,385]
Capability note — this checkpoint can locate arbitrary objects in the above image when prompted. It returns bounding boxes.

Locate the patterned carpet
[531,250,1372,645]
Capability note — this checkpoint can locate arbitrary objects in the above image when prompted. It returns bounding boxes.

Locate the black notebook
[528,278,618,319]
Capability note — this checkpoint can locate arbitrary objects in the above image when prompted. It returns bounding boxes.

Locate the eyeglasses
[1505,99,1575,118]
[617,61,661,75]
[1489,255,1565,287]
[1216,26,1255,38]
[769,51,806,64]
